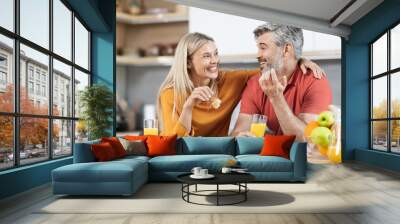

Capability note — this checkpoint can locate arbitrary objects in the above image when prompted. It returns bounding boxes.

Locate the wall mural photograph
[1,1,400,223]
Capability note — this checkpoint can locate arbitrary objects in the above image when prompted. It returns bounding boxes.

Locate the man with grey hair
[232,23,332,141]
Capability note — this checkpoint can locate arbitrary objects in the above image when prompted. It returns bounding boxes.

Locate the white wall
[302,31,341,52]
[189,7,261,55]
[189,7,341,55]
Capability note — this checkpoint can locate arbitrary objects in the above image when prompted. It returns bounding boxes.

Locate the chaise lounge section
[52,140,149,196]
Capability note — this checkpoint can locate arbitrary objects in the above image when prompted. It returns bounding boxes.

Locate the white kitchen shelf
[302,50,341,60]
[117,55,174,66]
[116,12,188,25]
[116,50,341,67]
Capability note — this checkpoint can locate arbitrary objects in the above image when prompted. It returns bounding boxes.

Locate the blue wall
[0,158,72,199]
[355,149,400,172]
[0,0,116,200]
[91,1,116,136]
[69,0,116,135]
[344,0,400,171]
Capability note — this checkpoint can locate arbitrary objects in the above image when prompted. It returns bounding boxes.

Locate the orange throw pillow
[124,135,148,141]
[91,142,117,161]
[101,137,127,158]
[260,135,296,159]
[146,135,177,157]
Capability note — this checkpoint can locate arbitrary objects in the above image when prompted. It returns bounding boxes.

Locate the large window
[371,23,400,153]
[0,0,91,171]
[0,0,14,32]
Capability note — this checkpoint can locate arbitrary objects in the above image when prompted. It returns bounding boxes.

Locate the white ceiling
[226,0,352,22]
[167,0,384,38]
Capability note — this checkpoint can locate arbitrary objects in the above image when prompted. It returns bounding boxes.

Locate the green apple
[310,127,332,148]
[317,111,335,128]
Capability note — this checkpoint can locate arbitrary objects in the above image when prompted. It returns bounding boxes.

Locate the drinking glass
[250,114,267,137]
[143,119,159,135]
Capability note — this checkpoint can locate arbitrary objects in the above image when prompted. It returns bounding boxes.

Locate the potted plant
[79,84,113,140]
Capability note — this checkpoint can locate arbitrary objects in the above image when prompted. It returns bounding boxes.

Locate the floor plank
[1,160,400,224]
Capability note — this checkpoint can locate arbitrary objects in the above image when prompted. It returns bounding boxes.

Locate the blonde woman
[157,32,324,137]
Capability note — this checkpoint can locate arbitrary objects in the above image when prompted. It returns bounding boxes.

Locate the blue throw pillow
[235,137,263,155]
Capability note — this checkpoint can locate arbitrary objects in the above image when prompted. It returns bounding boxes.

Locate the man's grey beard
[261,55,284,74]
[260,50,283,72]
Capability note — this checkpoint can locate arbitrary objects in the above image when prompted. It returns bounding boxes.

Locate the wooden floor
[1,157,400,224]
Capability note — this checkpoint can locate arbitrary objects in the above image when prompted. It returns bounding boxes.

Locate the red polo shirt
[240,65,332,135]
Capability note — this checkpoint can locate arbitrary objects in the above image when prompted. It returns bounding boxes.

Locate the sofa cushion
[114,155,150,164]
[236,155,293,172]
[235,137,263,155]
[177,137,235,155]
[260,135,296,159]
[148,154,235,172]
[119,138,147,156]
[52,158,147,183]
[91,142,118,161]
[124,135,148,141]
[101,137,127,158]
[147,135,177,157]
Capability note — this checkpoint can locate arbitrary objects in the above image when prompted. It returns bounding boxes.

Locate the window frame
[370,20,400,154]
[0,0,92,171]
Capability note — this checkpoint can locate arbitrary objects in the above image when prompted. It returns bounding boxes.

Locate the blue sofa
[52,137,307,196]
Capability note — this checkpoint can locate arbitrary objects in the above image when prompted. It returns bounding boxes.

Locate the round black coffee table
[177,173,255,206]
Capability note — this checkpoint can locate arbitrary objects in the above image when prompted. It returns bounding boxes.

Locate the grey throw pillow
[118,137,147,156]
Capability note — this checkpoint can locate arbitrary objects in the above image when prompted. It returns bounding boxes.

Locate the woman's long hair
[157,32,218,131]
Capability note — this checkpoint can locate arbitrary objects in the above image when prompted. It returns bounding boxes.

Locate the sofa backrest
[177,137,236,155]
[235,137,264,155]
[73,140,100,163]
[73,136,302,160]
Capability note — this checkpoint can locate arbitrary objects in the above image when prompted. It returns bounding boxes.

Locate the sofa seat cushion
[149,154,235,172]
[53,159,147,183]
[116,155,150,163]
[236,155,293,172]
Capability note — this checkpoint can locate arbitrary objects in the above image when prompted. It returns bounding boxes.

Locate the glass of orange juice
[143,119,159,135]
[250,114,267,137]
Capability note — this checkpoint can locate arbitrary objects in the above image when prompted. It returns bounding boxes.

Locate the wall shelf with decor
[116,50,341,67]
[116,0,188,65]
[116,12,188,25]
[116,54,255,67]
[116,55,174,66]
[115,0,188,134]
